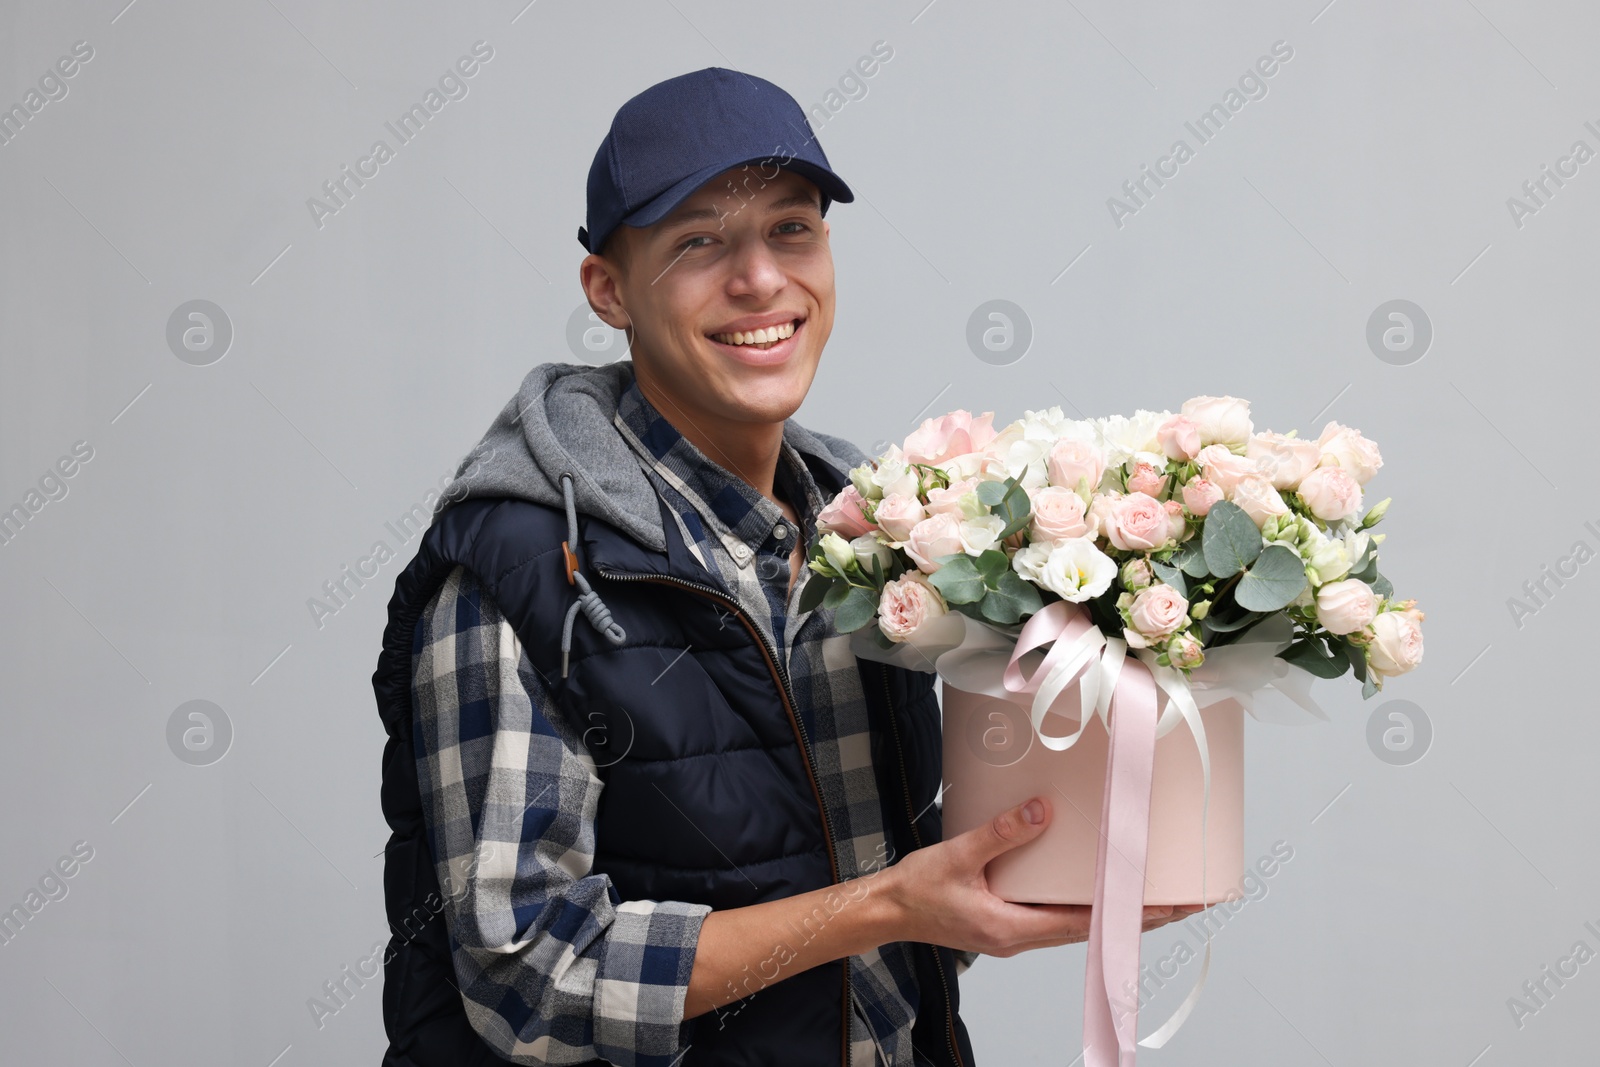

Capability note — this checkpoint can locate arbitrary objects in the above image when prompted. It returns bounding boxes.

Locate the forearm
[683,864,907,1019]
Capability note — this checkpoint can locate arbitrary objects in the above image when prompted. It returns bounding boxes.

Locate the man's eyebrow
[656,192,823,233]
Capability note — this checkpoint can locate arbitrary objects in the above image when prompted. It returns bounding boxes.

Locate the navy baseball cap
[578,67,854,255]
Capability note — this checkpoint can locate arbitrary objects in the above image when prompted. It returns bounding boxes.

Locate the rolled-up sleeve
[411,565,712,1066]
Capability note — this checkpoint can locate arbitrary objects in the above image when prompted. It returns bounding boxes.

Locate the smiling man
[372,67,1192,1067]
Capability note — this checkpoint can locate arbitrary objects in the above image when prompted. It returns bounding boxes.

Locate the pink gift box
[939,681,1246,907]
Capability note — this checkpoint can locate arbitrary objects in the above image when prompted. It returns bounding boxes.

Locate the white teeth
[713,321,797,346]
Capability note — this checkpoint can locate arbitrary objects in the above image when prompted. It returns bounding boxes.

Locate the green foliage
[1234,544,1309,612]
[1201,500,1262,578]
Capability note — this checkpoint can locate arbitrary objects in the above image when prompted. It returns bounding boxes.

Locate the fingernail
[1022,799,1044,824]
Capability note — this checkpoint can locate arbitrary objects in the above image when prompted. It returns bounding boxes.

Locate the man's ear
[823,219,830,239]
[578,252,631,331]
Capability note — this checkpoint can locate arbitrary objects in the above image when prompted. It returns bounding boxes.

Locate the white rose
[1180,395,1254,449]
[958,514,1008,555]
[871,445,922,499]
[1315,579,1378,635]
[850,534,896,577]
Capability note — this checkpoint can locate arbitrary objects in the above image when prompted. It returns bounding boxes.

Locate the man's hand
[883,795,1204,956]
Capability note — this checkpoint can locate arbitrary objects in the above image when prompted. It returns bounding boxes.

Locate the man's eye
[680,235,714,250]
[775,221,809,235]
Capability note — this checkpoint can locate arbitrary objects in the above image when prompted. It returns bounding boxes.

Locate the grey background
[1,0,1593,1064]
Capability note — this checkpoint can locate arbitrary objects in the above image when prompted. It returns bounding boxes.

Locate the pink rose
[1129,583,1189,641]
[1162,499,1188,543]
[817,485,876,538]
[1166,630,1205,669]
[904,512,966,573]
[1104,492,1171,551]
[924,477,979,518]
[1368,608,1424,677]
[873,493,926,541]
[1246,431,1322,490]
[1194,444,1259,496]
[878,571,948,642]
[902,410,998,466]
[1028,485,1094,543]
[1046,437,1106,495]
[1316,421,1383,485]
[1126,461,1169,498]
[1229,472,1290,528]
[1182,477,1223,517]
[1297,466,1363,523]
[1157,415,1202,461]
[1088,492,1119,539]
[1316,579,1378,636]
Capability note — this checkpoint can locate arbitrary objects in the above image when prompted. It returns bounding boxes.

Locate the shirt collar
[613,376,825,568]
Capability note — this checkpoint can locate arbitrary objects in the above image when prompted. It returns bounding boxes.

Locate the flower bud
[820,532,857,575]
[1358,496,1391,530]
[1166,630,1205,669]
[1120,556,1154,591]
[850,534,896,578]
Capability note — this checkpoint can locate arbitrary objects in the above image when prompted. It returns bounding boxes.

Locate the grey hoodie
[432,359,871,553]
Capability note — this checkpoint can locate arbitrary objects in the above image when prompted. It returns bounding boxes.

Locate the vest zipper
[878,665,968,1067]
[591,565,851,1067]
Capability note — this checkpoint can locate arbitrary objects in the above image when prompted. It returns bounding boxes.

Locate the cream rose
[1315,579,1378,635]
[1230,472,1290,528]
[1247,431,1323,490]
[903,409,998,466]
[878,571,949,643]
[1103,492,1171,551]
[873,493,926,542]
[924,477,983,519]
[1180,395,1253,448]
[1367,608,1424,677]
[1028,485,1094,543]
[1297,466,1364,524]
[1317,421,1384,485]
[1193,444,1259,496]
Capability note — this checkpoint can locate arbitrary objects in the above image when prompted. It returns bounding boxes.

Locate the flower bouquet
[801,396,1424,1063]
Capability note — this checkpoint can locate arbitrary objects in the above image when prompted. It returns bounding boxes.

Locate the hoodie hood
[434,360,872,553]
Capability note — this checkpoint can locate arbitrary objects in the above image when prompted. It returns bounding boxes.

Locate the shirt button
[732,543,751,561]
[773,523,789,540]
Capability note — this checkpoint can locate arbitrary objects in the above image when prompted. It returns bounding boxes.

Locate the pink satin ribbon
[1003,601,1159,1067]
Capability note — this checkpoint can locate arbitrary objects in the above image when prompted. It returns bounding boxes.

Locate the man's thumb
[972,796,1049,861]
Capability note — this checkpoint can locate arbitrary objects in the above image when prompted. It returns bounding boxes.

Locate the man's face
[580,166,834,433]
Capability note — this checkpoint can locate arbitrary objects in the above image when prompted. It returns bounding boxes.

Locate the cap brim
[621,154,853,233]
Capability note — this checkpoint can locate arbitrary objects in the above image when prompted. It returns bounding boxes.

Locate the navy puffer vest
[373,460,976,1065]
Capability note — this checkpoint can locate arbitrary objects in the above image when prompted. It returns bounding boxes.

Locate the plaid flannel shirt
[411,377,962,1066]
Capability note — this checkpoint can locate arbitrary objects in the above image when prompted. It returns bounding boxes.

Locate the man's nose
[724,239,786,300]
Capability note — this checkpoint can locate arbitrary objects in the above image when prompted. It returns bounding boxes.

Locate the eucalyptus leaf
[1149,560,1187,599]
[798,573,835,613]
[974,549,1010,585]
[1234,544,1308,612]
[832,585,880,633]
[978,571,1043,624]
[1278,636,1350,679]
[1201,608,1260,636]
[1201,500,1262,578]
[927,554,986,604]
[1171,540,1211,578]
[994,483,1034,540]
[822,579,853,610]
[1344,637,1368,682]
[1361,675,1379,699]
[976,480,1009,506]
[1371,572,1393,598]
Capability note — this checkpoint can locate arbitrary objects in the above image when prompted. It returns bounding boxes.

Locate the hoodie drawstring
[560,472,626,678]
